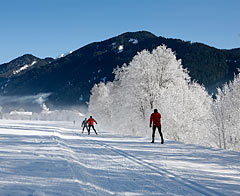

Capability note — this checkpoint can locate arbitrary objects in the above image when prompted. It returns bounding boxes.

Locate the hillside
[0,119,239,195]
[0,31,239,107]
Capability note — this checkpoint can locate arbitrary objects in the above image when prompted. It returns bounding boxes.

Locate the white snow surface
[56,51,73,59]
[129,38,138,44]
[10,111,33,116]
[118,45,124,53]
[0,120,239,196]
[13,61,37,75]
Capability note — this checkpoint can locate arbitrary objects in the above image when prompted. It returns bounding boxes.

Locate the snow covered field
[0,120,239,196]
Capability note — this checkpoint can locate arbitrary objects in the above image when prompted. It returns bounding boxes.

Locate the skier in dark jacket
[81,118,88,133]
[86,116,98,135]
[150,109,164,144]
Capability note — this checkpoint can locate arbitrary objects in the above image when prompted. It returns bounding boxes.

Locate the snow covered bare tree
[88,45,212,146]
[211,73,240,150]
[88,82,112,130]
[113,45,190,119]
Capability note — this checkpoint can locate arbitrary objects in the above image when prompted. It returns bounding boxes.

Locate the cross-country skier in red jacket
[86,116,98,135]
[150,109,164,144]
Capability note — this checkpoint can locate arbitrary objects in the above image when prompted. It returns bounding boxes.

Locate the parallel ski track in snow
[0,123,229,196]
[79,138,165,195]
[47,128,208,195]
[91,139,227,196]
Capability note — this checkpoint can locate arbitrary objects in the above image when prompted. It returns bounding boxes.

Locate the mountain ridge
[0,31,239,107]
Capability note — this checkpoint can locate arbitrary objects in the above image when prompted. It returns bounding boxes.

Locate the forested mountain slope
[0,31,239,106]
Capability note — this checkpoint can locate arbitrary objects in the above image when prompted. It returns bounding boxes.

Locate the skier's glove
[149,124,152,128]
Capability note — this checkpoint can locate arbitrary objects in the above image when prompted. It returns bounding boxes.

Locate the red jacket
[150,112,161,126]
[86,117,97,126]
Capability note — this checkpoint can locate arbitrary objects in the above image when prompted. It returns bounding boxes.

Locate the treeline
[88,45,240,151]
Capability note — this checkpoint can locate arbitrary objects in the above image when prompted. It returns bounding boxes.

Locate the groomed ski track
[0,120,239,196]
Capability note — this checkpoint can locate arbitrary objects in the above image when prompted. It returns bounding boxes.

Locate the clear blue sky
[1,0,239,64]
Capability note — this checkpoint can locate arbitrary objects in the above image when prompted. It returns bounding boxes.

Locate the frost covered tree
[113,45,190,119]
[88,45,212,145]
[158,81,212,146]
[88,82,113,130]
[211,73,240,150]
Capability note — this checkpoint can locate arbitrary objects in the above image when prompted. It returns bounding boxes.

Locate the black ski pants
[82,125,88,133]
[152,125,164,143]
[88,125,98,135]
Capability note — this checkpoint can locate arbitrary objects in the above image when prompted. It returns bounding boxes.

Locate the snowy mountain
[56,51,73,59]
[0,119,239,196]
[0,31,239,107]
[0,54,54,78]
